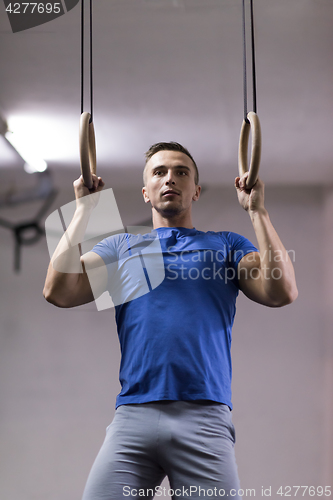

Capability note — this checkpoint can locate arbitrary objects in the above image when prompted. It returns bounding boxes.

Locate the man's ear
[192,185,201,202]
[142,186,150,204]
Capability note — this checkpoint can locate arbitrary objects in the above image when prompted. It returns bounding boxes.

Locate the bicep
[237,252,275,307]
[44,251,107,308]
[80,251,108,301]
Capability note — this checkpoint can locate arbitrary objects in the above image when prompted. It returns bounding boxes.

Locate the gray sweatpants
[82,401,242,500]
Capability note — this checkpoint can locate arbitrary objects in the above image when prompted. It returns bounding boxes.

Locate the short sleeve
[226,231,258,269]
[91,235,119,265]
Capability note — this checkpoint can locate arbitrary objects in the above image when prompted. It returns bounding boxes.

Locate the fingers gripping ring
[79,112,96,189]
[238,111,261,189]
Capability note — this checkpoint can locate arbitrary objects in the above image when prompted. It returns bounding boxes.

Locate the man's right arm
[43,175,107,308]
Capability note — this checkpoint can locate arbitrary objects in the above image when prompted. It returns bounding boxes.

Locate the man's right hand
[74,174,105,208]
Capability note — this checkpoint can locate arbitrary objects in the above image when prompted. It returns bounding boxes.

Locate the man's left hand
[235,173,265,214]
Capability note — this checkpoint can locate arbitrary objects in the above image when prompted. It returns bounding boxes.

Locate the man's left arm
[235,174,298,308]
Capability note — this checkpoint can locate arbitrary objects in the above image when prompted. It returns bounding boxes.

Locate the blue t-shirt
[92,227,258,409]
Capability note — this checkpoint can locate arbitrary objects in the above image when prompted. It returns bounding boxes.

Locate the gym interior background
[0,1,332,498]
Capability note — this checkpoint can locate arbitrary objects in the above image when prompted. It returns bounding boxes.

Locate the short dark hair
[144,141,199,185]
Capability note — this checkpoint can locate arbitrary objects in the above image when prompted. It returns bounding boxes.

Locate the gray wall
[0,177,332,499]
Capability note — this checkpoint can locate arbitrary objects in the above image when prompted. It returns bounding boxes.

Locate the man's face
[142,150,201,218]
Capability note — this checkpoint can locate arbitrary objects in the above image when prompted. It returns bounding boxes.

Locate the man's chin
[154,203,182,218]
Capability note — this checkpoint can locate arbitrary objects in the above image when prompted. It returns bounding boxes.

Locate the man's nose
[165,170,176,184]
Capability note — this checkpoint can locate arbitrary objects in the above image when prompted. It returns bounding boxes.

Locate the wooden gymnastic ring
[79,112,96,189]
[238,111,261,189]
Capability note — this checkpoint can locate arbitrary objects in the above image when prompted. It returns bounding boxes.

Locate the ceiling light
[5,130,48,173]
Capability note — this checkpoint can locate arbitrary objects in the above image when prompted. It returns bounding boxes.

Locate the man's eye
[178,171,187,175]
[154,171,162,176]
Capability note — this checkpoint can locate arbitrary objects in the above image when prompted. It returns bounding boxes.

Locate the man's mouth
[162,189,180,197]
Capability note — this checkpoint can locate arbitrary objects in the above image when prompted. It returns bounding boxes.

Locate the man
[43,142,298,500]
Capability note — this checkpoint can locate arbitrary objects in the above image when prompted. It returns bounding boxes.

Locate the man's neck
[152,211,194,229]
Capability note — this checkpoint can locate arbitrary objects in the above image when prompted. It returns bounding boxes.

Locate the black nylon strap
[81,0,93,122]
[90,0,93,123]
[242,0,257,122]
[250,0,257,114]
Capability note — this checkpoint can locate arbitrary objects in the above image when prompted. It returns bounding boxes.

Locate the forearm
[43,204,93,307]
[250,207,298,304]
